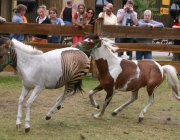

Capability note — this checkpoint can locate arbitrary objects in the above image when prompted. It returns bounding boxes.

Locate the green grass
[0,72,180,140]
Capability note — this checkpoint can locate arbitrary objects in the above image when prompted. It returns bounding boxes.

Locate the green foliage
[133,0,162,19]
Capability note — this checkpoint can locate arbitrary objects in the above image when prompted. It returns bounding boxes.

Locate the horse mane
[84,34,119,52]
[101,38,119,52]
[12,39,43,55]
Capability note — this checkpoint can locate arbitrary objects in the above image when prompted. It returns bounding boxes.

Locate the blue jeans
[136,51,152,60]
[63,21,72,25]
[117,38,135,60]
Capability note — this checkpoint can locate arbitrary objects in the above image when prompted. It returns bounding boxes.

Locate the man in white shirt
[98,3,118,25]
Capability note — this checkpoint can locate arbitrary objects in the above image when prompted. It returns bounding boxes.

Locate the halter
[78,42,100,54]
[0,42,13,71]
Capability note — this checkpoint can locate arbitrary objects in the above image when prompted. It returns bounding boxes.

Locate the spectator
[0,16,6,23]
[72,0,77,12]
[172,16,180,46]
[116,0,138,60]
[136,10,164,60]
[10,4,27,41]
[60,0,74,25]
[60,0,74,44]
[32,5,51,43]
[48,7,64,43]
[72,3,88,44]
[98,3,118,25]
[86,7,95,25]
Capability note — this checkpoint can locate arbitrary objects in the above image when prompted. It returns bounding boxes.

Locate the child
[72,3,88,44]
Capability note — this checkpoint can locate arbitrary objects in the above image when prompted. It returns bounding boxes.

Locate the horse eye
[0,56,3,59]
[86,42,89,45]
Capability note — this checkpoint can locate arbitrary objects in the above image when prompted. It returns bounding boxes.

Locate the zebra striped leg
[46,87,73,120]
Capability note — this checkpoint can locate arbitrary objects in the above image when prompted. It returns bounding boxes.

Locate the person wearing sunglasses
[98,3,118,25]
[86,7,95,25]
[48,7,64,43]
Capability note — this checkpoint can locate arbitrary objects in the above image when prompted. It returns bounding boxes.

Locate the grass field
[0,72,180,140]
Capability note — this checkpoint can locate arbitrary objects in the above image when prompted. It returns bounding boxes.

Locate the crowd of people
[1,0,177,60]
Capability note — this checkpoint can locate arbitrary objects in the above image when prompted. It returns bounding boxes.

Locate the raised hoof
[112,112,117,116]
[57,105,61,110]
[46,116,51,120]
[97,105,100,109]
[16,124,21,129]
[139,117,144,122]
[25,127,30,133]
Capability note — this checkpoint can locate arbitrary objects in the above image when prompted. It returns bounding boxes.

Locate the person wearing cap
[10,4,27,41]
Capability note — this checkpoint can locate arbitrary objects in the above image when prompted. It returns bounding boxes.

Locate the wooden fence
[0,18,180,76]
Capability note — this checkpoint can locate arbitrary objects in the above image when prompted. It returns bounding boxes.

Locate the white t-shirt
[98,12,118,25]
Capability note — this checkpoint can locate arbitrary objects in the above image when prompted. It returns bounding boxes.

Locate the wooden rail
[1,19,180,76]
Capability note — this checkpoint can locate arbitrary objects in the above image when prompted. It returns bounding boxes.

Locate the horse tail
[72,79,84,95]
[162,65,180,100]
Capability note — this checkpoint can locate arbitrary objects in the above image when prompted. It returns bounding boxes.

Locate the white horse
[0,37,90,132]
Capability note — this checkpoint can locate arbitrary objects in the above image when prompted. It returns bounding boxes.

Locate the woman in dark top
[86,7,95,25]
[60,0,74,25]
[32,5,51,43]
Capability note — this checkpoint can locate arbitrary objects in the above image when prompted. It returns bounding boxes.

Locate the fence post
[90,18,104,77]
[94,18,104,36]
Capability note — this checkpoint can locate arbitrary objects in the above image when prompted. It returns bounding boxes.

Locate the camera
[105,7,110,11]
[126,6,130,9]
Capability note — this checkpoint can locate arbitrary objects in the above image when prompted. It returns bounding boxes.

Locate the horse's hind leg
[89,84,103,109]
[138,85,156,122]
[112,90,138,116]
[46,86,72,120]
[139,94,154,122]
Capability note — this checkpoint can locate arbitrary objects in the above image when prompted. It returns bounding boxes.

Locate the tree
[133,0,162,19]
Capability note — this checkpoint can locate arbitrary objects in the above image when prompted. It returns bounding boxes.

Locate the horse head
[76,34,101,54]
[0,36,12,72]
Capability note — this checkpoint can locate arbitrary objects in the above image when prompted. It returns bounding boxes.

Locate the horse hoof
[112,112,117,116]
[16,124,21,129]
[46,116,51,120]
[57,105,61,110]
[25,127,30,133]
[139,117,144,122]
[97,105,100,109]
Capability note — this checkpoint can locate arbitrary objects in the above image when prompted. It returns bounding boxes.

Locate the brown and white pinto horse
[77,34,180,122]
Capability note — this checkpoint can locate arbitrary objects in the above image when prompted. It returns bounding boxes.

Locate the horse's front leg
[46,87,72,120]
[16,86,30,129]
[25,86,44,133]
[94,90,113,119]
[89,84,103,109]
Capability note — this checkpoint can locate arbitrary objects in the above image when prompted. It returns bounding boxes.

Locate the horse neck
[10,47,17,69]
[92,44,120,74]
